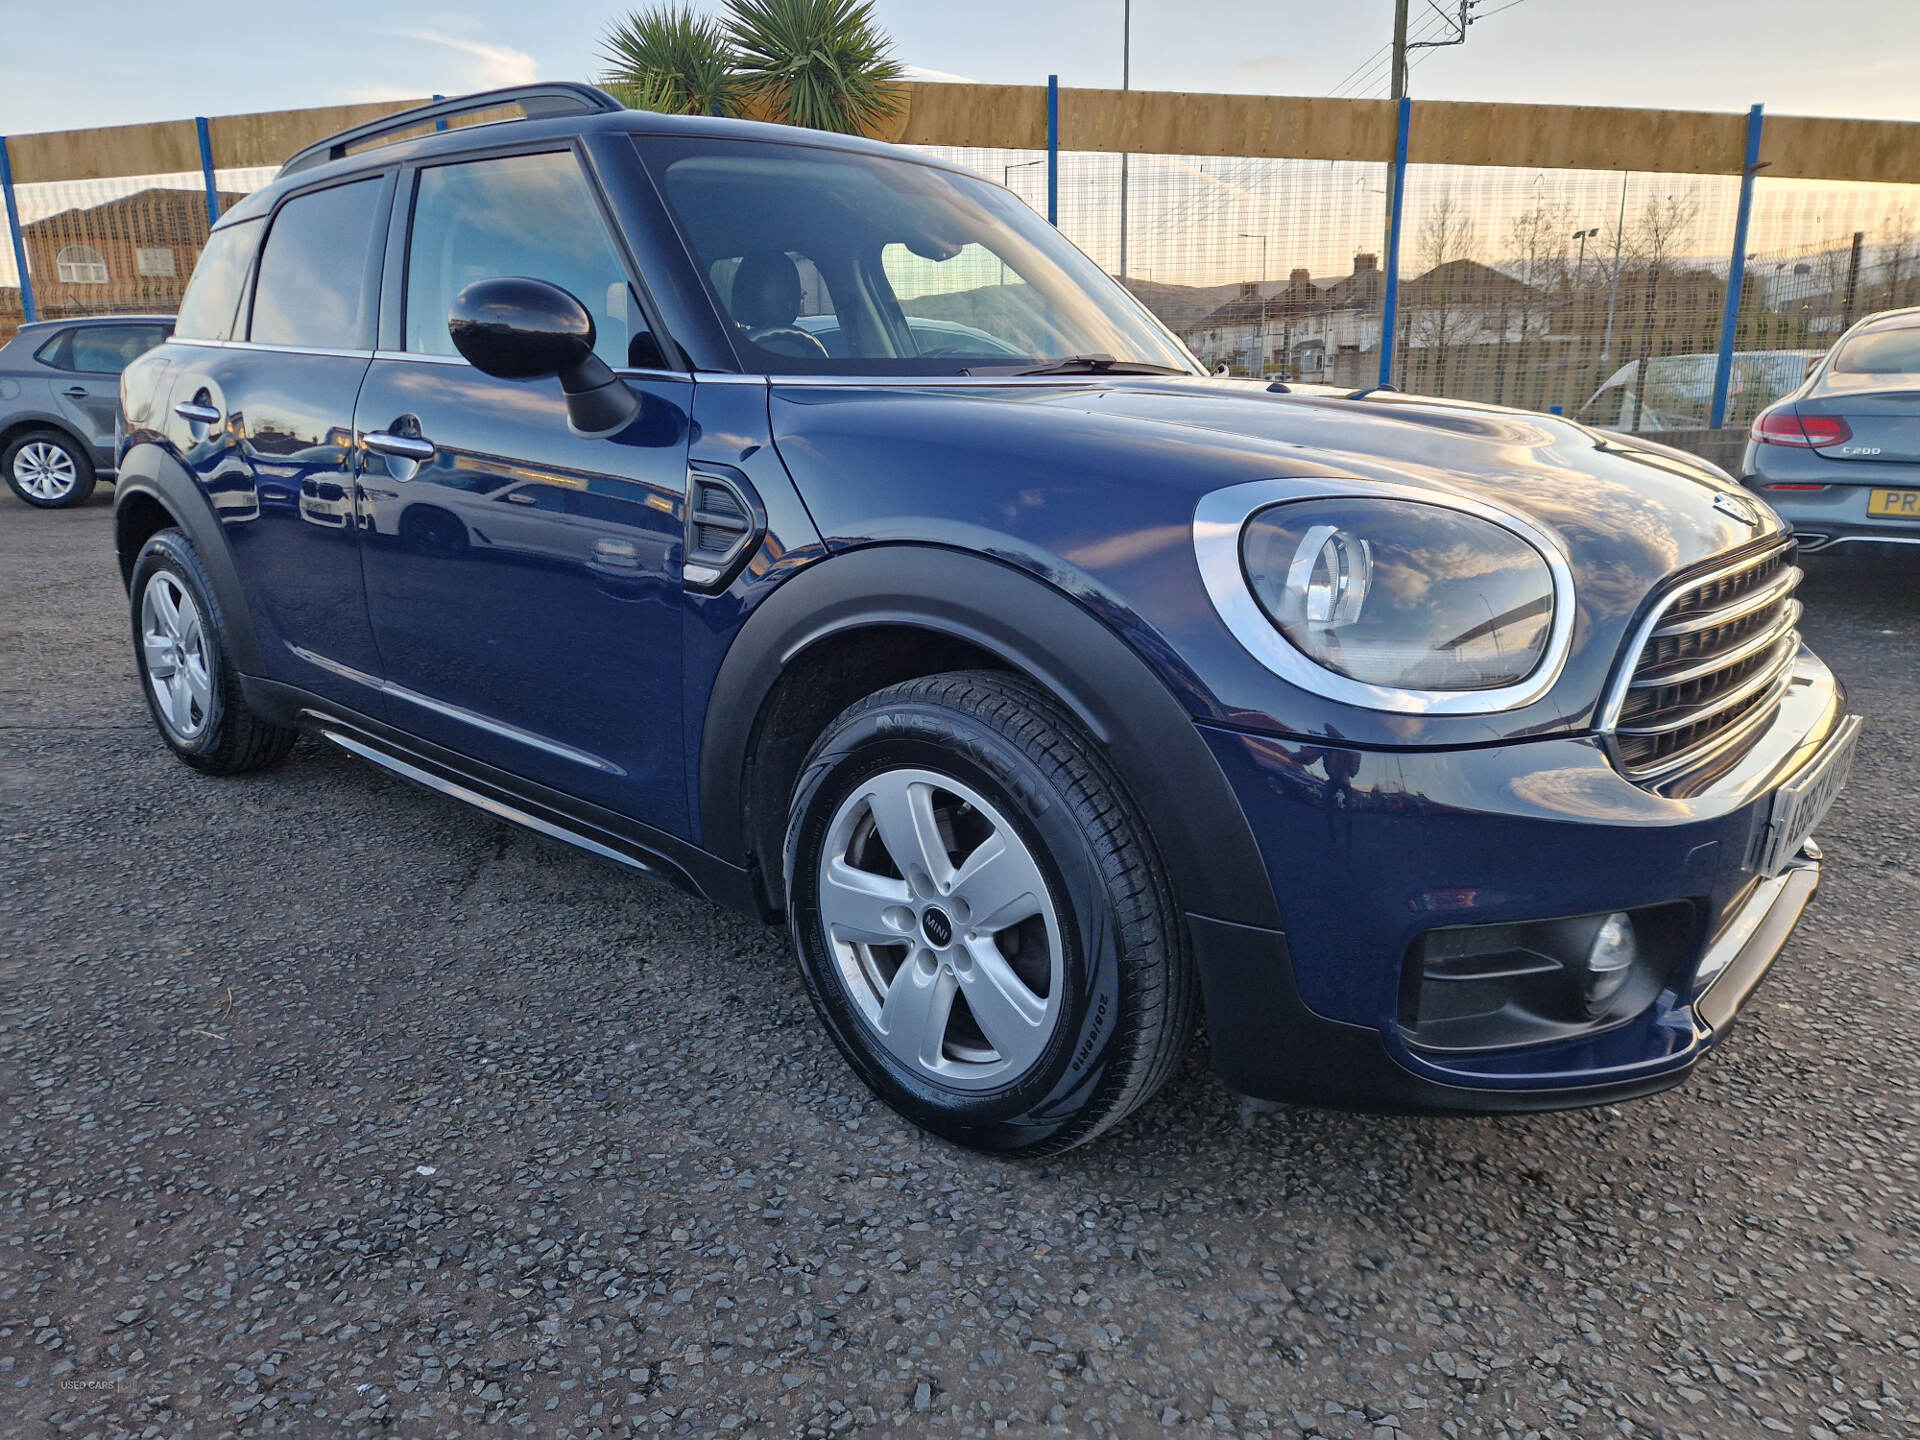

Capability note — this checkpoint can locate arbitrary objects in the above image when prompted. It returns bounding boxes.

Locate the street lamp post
[1572,226,1599,280]
[1242,232,1269,377]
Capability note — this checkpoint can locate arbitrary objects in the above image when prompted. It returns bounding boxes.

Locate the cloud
[902,64,980,84]
[396,30,540,91]
[1237,55,1296,76]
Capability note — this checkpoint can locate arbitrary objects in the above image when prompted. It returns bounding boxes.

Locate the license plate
[1866,487,1920,518]
[1754,715,1861,876]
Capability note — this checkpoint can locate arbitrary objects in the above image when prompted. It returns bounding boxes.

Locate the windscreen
[641,136,1197,376]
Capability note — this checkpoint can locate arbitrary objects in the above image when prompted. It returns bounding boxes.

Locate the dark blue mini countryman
[115,84,1859,1153]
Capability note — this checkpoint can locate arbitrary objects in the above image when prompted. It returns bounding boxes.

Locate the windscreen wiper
[965,355,1192,377]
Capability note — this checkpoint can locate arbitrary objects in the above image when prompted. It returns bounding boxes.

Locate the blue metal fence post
[1709,103,1765,431]
[433,95,448,132]
[194,116,221,226]
[0,135,35,323]
[1377,94,1411,390]
[1046,75,1059,227]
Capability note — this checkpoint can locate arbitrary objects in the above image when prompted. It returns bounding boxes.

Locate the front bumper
[1189,648,1849,1111]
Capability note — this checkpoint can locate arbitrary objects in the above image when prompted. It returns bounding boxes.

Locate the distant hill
[902,277,1282,346]
[1120,278,1275,334]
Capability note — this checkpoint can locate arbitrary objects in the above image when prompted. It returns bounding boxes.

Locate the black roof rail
[278,82,626,178]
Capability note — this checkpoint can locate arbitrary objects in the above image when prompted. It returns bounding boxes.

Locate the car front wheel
[3,428,96,508]
[785,671,1196,1154]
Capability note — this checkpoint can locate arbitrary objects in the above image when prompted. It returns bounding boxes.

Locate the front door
[355,148,690,833]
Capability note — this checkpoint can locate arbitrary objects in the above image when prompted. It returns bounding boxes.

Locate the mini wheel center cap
[920,906,954,950]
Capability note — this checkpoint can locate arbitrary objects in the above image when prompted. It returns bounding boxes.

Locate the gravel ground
[2,487,1916,1440]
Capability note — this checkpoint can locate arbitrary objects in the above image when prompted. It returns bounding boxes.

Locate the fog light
[1582,912,1637,1014]
[1399,903,1689,1053]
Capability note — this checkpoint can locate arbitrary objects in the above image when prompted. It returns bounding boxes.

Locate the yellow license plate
[1867,487,1920,518]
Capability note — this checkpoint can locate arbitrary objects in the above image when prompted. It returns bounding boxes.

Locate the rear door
[39,322,170,457]
[353,145,692,832]
[164,173,392,707]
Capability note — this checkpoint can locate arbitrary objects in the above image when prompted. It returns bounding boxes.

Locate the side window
[250,178,384,349]
[174,218,264,341]
[405,151,659,370]
[64,325,170,374]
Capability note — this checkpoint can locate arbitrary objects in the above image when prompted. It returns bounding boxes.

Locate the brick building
[21,187,242,319]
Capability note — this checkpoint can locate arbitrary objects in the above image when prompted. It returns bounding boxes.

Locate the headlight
[1240,498,1556,692]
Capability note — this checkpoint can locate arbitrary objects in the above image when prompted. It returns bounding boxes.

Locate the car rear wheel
[130,529,299,774]
[3,428,96,508]
[784,671,1196,1154]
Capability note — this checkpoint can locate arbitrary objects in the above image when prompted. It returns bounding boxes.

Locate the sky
[3,0,1920,135]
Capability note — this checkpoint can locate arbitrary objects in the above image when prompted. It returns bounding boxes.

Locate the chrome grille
[1610,542,1802,781]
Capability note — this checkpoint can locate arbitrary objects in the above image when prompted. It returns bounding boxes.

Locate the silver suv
[0,315,173,507]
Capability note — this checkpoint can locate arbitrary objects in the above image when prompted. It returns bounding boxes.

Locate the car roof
[220,102,979,231]
[1848,306,1920,333]
[14,314,175,333]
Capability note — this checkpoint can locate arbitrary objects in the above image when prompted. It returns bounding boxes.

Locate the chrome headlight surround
[1193,477,1577,715]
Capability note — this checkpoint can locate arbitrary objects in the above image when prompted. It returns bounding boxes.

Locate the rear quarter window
[174,219,264,341]
[1831,327,1920,374]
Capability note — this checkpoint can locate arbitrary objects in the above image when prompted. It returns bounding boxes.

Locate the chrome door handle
[174,401,221,424]
[65,386,89,398]
[363,431,436,461]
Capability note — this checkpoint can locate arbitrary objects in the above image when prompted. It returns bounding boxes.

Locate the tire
[3,428,96,508]
[129,529,299,775]
[784,670,1196,1155]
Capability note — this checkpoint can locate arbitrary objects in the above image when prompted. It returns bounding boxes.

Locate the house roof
[1400,258,1545,305]
[22,187,247,246]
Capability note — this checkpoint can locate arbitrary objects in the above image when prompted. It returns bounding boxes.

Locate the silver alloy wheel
[13,440,78,502]
[816,767,1064,1090]
[140,572,213,740]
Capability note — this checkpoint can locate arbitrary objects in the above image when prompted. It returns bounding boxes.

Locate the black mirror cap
[448,276,596,380]
[448,276,638,438]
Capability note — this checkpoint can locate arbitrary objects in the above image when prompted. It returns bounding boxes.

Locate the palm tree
[600,4,737,117]
[727,0,904,135]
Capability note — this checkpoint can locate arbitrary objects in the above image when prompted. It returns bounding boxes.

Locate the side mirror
[448,276,639,439]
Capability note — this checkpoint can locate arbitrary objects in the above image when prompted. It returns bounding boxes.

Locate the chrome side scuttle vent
[684,465,764,592]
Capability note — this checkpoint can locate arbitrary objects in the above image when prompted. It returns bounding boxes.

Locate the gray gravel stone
[2,493,1916,1440]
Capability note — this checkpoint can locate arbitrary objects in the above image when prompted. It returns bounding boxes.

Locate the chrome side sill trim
[286,643,625,775]
[316,727,660,879]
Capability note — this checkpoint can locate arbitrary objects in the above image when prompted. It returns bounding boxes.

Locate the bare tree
[1497,199,1572,407]
[1878,204,1919,311]
[1408,196,1482,386]
[1628,186,1704,371]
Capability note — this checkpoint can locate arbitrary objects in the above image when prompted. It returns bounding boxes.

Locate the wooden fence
[7,84,1920,187]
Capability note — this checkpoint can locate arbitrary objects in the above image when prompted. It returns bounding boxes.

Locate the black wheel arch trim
[700,543,1283,931]
[111,445,267,675]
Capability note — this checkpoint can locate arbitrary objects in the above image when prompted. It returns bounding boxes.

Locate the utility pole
[1118,0,1131,288]
[1382,0,1410,307]
[1390,0,1410,101]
